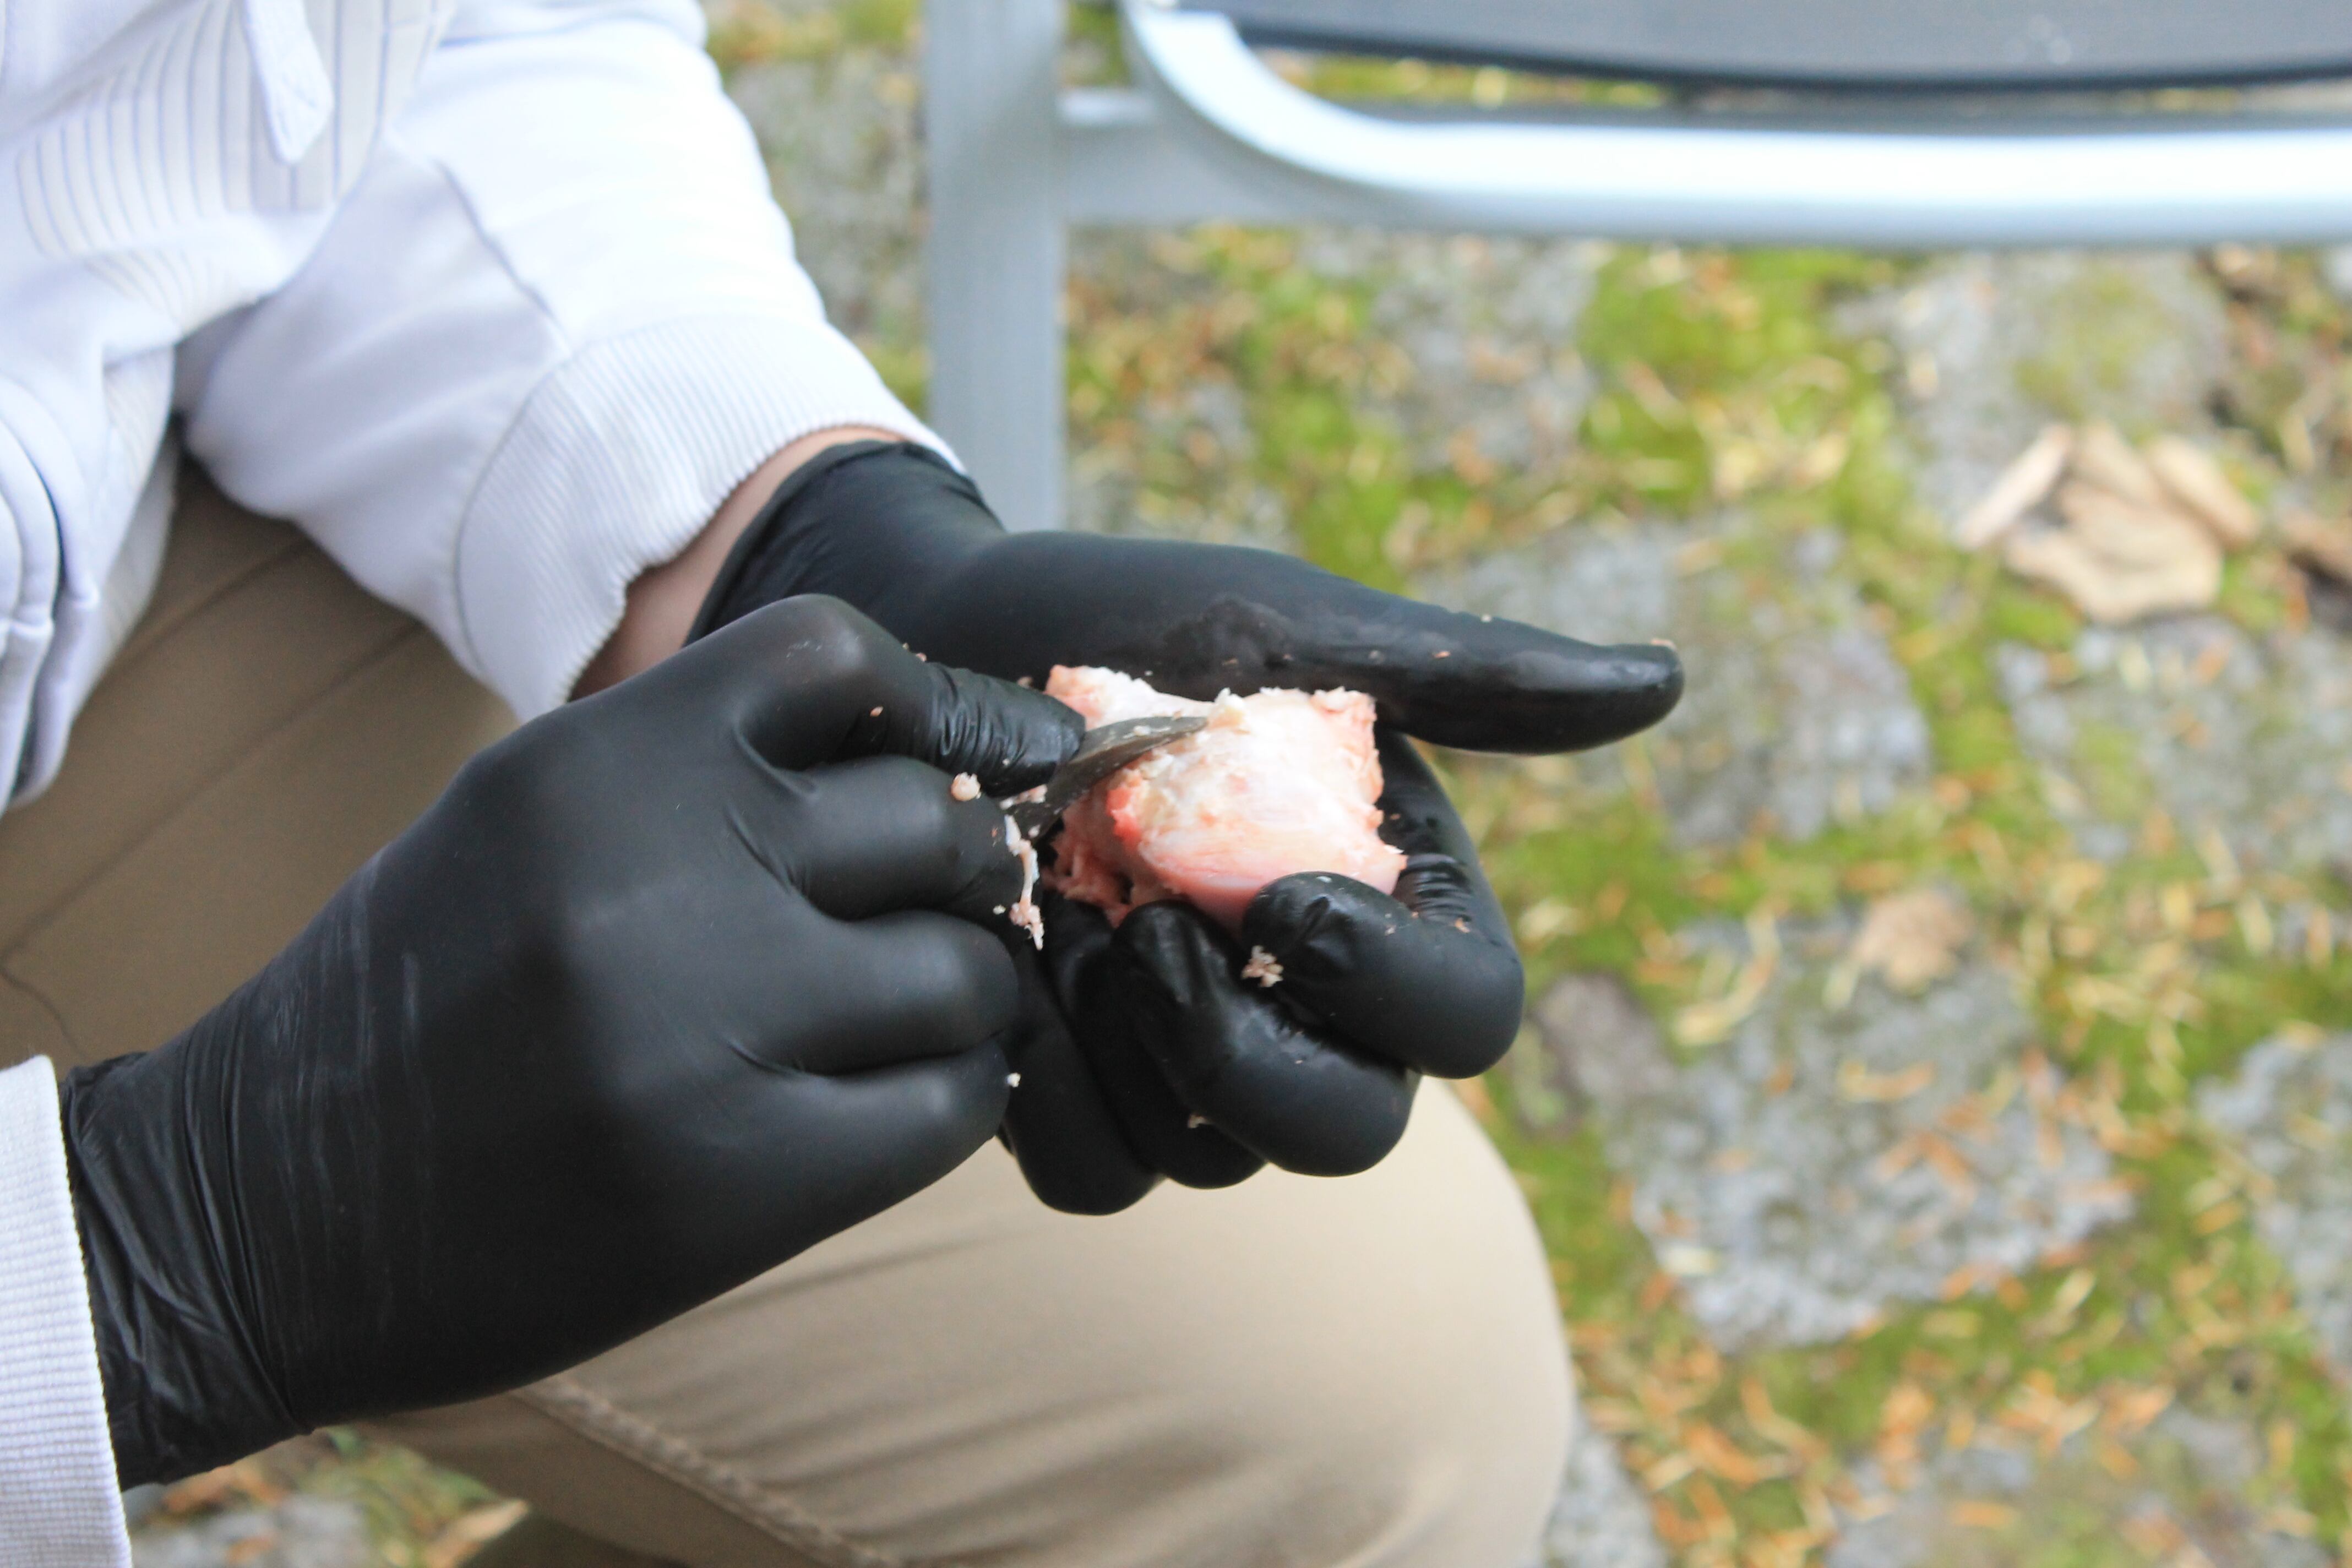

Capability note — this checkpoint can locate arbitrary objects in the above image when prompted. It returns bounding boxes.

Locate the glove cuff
[61,1052,298,1487]
[689,442,1005,646]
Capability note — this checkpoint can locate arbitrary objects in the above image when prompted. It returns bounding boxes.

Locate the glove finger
[725,1043,1014,1250]
[1239,734,1522,1078]
[780,754,1028,925]
[1116,900,1417,1178]
[997,945,1162,1215]
[744,909,1019,1076]
[956,535,1681,754]
[1049,896,1265,1189]
[543,1042,1013,1366]
[1240,868,1520,1079]
[671,595,1081,790]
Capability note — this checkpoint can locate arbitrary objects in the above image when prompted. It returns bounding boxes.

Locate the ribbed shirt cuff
[0,1058,131,1567]
[454,313,948,718]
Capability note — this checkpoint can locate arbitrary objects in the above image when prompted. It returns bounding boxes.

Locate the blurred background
[130,3,2352,1564]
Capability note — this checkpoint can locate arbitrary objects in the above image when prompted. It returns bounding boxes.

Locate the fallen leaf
[1672,945,1776,1047]
[1643,1452,1698,1492]
[1740,1377,1829,1463]
[161,1462,287,1516]
[2005,488,2223,624]
[2261,1505,2319,1543]
[1839,1059,1940,1103]
[2284,510,2352,587]
[1662,1244,1721,1277]
[1787,429,1851,489]
[1955,423,2071,549]
[1849,889,1974,992]
[1683,1422,1767,1486]
[2054,483,2212,568]
[1886,1382,1936,1433]
[2071,420,2167,507]
[2144,435,2261,548]
[1949,1500,2019,1531]
[1916,1132,1979,1204]
[423,1501,531,1568]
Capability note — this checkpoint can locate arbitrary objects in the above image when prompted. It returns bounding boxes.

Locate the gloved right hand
[59,597,1080,1488]
[693,443,1683,1214]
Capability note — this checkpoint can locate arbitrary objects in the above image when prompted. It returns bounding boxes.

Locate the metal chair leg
[923,0,1069,530]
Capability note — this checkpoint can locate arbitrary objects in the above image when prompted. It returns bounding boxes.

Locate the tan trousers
[0,480,1575,1568]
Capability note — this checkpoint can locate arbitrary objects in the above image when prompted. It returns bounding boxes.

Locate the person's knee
[1134,1089,1573,1568]
[1242,1289,1571,1568]
[375,1090,1573,1568]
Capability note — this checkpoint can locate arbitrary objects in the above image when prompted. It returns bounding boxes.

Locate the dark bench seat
[1183,0,2352,91]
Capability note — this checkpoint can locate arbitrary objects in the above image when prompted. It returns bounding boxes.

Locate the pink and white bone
[1043,665,1407,930]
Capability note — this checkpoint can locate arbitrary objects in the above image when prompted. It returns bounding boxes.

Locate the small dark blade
[1005,714,1207,839]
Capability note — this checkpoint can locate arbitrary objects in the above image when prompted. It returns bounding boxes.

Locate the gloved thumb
[657,595,1083,792]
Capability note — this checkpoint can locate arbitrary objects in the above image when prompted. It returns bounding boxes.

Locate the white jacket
[0,2,938,1555]
[0,0,938,806]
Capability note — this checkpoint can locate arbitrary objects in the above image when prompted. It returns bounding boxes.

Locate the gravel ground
[1999,616,2352,876]
[2201,1032,2352,1374]
[725,48,923,353]
[1839,252,2231,527]
[1423,521,1934,847]
[1295,230,1604,488]
[132,1497,371,1568]
[1828,1407,2329,1568]
[1531,1420,1672,1568]
[1527,927,2132,1352]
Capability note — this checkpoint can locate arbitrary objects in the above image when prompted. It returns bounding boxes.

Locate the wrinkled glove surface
[63,599,1079,1486]
[696,443,1684,1214]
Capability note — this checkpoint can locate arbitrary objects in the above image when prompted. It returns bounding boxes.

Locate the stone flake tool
[1004,714,1206,839]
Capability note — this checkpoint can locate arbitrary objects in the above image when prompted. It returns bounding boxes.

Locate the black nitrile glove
[694,443,1683,1214]
[62,598,1080,1487]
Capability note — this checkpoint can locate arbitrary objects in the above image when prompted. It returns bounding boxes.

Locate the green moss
[1063,4,1130,86]
[1484,1116,1663,1320]
[2012,268,2182,427]
[837,0,917,48]
[1451,242,2352,1555]
[2071,721,2153,825]
[705,0,913,70]
[860,336,928,417]
[1293,55,1665,110]
[1572,249,1912,525]
[1068,207,2352,1562]
[1981,580,2082,651]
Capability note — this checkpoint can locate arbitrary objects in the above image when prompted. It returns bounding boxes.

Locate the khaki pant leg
[1,474,1574,1568]
[0,471,514,1069]
[377,1086,1573,1568]
[0,476,647,1568]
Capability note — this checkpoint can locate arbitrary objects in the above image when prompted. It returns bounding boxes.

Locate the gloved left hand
[695,443,1683,1213]
[62,600,1078,1485]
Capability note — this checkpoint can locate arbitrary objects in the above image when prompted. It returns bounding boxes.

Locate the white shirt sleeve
[177,0,944,721]
[0,1057,131,1568]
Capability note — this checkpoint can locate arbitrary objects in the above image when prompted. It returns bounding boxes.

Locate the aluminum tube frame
[924,0,1068,530]
[1109,1,2352,247]
[925,0,2352,531]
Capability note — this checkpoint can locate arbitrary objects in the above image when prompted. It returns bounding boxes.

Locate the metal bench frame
[924,0,2352,529]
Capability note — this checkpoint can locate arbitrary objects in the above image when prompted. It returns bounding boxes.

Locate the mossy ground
[1060,203,2352,1561]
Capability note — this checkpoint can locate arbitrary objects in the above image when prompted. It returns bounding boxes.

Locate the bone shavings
[1003,812,1044,948]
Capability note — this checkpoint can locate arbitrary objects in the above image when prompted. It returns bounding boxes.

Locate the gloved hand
[694,444,1683,1215]
[62,598,1080,1487]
